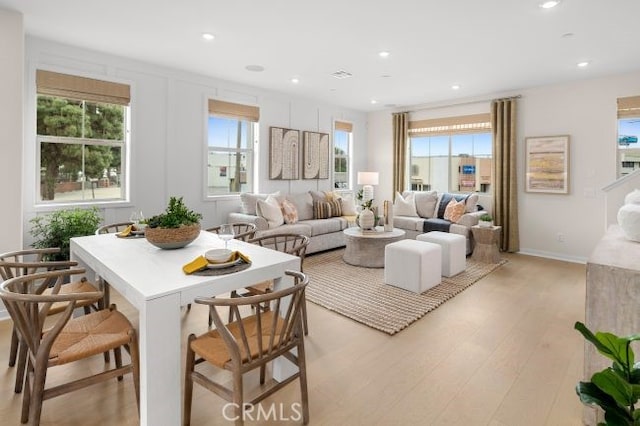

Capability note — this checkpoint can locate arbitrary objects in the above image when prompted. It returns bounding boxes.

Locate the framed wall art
[269,126,299,180]
[525,135,570,194]
[302,131,329,179]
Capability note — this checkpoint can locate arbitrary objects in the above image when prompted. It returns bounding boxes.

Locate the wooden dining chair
[0,268,140,426]
[0,248,104,393]
[96,221,135,235]
[224,234,310,335]
[184,270,309,426]
[206,222,257,241]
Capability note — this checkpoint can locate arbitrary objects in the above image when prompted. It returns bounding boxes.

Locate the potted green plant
[30,207,102,261]
[478,213,493,228]
[574,321,640,425]
[145,196,203,249]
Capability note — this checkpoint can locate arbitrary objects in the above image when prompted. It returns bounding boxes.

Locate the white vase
[479,220,493,228]
[358,207,375,230]
[618,203,640,242]
[625,189,640,205]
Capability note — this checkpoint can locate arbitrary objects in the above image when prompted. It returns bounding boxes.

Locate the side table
[471,225,502,263]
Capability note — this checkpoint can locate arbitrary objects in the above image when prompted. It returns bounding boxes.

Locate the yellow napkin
[117,225,133,237]
[182,251,251,274]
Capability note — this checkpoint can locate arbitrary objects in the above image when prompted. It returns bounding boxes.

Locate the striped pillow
[313,200,342,219]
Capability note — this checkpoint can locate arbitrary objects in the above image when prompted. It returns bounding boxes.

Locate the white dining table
[70,230,300,426]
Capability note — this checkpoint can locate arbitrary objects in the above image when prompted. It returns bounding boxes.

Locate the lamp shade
[357,172,379,186]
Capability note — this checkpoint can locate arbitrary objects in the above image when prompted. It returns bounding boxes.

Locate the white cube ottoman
[384,239,441,293]
[417,231,466,277]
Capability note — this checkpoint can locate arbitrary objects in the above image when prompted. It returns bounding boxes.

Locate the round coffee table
[343,227,406,268]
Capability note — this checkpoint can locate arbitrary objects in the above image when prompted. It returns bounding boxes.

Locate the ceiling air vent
[331,70,353,79]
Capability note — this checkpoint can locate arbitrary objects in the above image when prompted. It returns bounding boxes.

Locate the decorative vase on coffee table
[358,207,375,230]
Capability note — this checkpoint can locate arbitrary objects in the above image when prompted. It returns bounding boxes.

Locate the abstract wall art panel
[269,126,299,180]
[303,131,329,179]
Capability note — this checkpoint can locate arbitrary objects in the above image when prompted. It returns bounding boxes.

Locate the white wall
[21,37,368,245]
[0,10,24,320]
[0,10,23,254]
[368,70,640,263]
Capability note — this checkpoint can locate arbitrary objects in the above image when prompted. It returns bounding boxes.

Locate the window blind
[408,113,491,136]
[208,99,260,122]
[335,121,353,132]
[618,96,640,118]
[36,70,130,106]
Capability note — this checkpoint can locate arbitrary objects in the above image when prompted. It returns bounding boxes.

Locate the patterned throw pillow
[313,200,343,219]
[443,198,466,223]
[281,199,299,224]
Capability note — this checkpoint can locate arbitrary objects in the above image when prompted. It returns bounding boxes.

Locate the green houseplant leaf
[575,322,640,425]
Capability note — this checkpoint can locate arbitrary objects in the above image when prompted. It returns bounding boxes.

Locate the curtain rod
[407,94,521,113]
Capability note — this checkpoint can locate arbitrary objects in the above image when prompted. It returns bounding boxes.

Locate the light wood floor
[0,252,587,425]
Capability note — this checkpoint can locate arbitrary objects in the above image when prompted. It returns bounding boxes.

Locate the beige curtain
[392,112,408,197]
[491,98,519,252]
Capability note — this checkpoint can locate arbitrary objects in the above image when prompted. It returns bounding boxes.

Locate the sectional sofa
[392,191,486,254]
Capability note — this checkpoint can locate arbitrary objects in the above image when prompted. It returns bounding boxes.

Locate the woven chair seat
[49,309,135,365]
[45,279,99,315]
[191,310,285,368]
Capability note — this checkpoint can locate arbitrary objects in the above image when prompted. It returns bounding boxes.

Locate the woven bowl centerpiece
[145,223,201,249]
[144,196,203,250]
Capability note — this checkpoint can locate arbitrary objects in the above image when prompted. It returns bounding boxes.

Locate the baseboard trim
[517,248,587,264]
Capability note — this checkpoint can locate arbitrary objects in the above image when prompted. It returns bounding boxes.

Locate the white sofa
[228,191,353,254]
[392,191,487,254]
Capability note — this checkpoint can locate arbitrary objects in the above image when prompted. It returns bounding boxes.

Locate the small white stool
[384,239,441,293]
[417,231,466,277]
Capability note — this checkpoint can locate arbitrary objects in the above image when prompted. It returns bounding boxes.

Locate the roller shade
[618,96,640,118]
[208,99,260,122]
[409,113,491,136]
[335,121,353,132]
[36,70,130,106]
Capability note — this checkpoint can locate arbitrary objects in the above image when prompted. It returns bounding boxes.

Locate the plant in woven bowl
[574,321,640,425]
[145,196,203,249]
[30,207,102,261]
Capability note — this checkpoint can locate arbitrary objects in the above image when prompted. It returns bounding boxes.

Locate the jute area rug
[304,248,506,335]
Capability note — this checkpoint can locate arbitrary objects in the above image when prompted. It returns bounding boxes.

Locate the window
[617,96,640,177]
[36,70,130,203]
[207,99,259,196]
[408,113,492,194]
[333,121,352,189]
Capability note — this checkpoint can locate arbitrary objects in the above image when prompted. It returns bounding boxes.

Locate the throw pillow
[281,199,299,224]
[256,195,284,228]
[312,200,342,219]
[443,198,466,223]
[393,192,419,217]
[340,194,358,216]
[240,191,280,215]
[436,193,468,219]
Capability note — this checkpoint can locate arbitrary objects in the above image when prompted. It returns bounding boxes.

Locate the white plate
[206,258,242,269]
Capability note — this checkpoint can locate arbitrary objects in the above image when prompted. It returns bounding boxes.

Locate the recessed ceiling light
[378,51,390,58]
[291,77,300,84]
[201,33,215,41]
[577,61,590,68]
[371,99,378,104]
[540,1,560,9]
[245,65,265,72]
[380,74,392,78]
[561,32,574,38]
[451,84,461,90]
